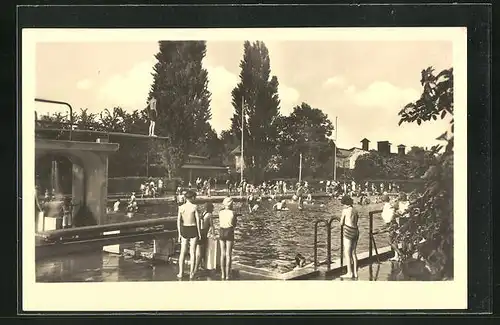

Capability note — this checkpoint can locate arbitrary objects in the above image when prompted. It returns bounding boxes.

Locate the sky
[35,40,453,150]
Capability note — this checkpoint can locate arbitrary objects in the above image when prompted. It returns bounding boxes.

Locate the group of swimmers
[176,190,238,280]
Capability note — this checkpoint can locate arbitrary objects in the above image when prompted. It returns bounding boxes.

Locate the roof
[397,144,406,148]
[336,148,352,157]
[188,154,208,159]
[360,138,370,142]
[377,141,391,144]
[181,164,229,170]
[230,145,241,155]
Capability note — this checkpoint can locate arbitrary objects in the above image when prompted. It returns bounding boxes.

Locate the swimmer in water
[294,253,307,270]
[177,190,201,279]
[218,197,237,280]
[340,195,359,279]
[273,200,288,211]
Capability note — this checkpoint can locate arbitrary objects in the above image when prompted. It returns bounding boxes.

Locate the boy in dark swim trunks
[218,197,237,280]
[195,202,215,272]
[177,190,201,279]
[340,195,359,279]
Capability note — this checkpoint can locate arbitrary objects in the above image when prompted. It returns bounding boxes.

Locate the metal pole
[299,152,303,183]
[340,224,344,269]
[369,212,373,260]
[333,141,337,181]
[35,98,74,140]
[240,96,244,196]
[333,116,338,181]
[326,223,331,270]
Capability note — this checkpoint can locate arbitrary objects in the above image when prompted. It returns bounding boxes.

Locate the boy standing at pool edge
[340,195,359,279]
[219,197,237,280]
[177,190,201,279]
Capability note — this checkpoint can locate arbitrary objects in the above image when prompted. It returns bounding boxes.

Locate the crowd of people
[172,184,412,280]
[139,178,164,198]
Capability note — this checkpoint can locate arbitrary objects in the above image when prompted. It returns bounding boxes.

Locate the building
[229,145,245,173]
[180,155,229,184]
[335,139,371,170]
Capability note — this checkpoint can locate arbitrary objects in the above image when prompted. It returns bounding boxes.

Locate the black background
[1,0,494,320]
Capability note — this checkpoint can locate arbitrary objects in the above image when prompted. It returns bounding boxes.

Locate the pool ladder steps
[312,217,341,271]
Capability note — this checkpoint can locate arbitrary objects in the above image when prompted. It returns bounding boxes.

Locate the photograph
[22,27,467,311]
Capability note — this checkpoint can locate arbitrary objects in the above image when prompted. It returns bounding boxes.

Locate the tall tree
[148,41,212,178]
[228,41,281,182]
[395,67,454,279]
[277,102,335,178]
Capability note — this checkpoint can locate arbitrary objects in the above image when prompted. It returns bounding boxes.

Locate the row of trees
[37,40,337,181]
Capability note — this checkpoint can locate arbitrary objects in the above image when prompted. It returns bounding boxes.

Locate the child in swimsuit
[340,195,359,279]
[195,202,215,272]
[176,190,201,279]
[218,197,237,280]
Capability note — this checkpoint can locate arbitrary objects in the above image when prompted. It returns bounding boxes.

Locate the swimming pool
[36,197,389,280]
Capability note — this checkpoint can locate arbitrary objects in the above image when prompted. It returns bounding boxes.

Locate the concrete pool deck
[36,245,395,282]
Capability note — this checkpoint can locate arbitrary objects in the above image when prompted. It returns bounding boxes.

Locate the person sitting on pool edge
[219,197,237,280]
[340,195,359,279]
[176,189,201,279]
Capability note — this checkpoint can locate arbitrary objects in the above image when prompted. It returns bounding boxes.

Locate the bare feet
[176,273,183,279]
[189,273,195,280]
[340,273,353,279]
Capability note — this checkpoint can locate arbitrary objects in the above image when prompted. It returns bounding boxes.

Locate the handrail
[35,126,170,140]
[368,209,383,262]
[37,216,177,241]
[35,98,74,140]
[313,219,328,268]
[327,216,340,271]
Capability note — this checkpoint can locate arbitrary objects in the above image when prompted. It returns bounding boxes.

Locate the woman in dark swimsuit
[177,190,201,279]
[195,202,214,272]
[340,195,359,279]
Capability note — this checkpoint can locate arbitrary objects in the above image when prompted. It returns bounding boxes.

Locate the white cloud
[76,78,92,90]
[345,85,356,94]
[278,83,300,116]
[206,65,239,135]
[206,64,300,133]
[98,60,155,110]
[348,81,420,109]
[323,75,347,88]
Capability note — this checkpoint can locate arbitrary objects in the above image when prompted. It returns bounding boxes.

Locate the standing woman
[195,202,215,272]
[176,190,201,279]
[340,195,359,279]
[219,197,238,280]
[147,96,157,137]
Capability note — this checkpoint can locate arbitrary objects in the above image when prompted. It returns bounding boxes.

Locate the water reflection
[97,199,388,274]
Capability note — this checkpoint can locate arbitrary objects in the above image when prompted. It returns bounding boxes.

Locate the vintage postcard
[22,27,467,311]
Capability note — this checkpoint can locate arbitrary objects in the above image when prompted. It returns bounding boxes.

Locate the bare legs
[177,237,198,279]
[219,240,234,280]
[341,237,358,279]
[149,121,156,136]
[177,238,188,278]
[188,237,197,278]
[195,242,206,272]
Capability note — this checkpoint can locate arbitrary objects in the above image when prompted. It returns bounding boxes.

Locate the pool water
[37,198,390,281]
[106,198,389,273]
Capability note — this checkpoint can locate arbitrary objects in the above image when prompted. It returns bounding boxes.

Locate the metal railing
[313,216,340,271]
[35,98,74,140]
[368,209,390,263]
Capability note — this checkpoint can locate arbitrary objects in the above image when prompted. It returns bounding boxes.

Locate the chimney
[397,144,406,156]
[360,138,370,151]
[377,141,391,155]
